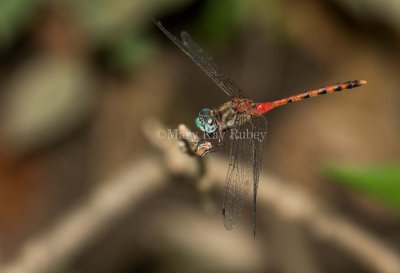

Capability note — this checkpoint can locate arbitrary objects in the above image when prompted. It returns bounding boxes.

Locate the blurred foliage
[1,58,94,152]
[325,163,400,210]
[65,0,192,71]
[107,32,156,71]
[194,0,247,47]
[66,0,192,43]
[67,0,144,42]
[193,0,288,47]
[0,0,39,47]
[332,0,400,30]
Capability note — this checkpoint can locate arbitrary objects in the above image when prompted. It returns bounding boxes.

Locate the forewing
[154,21,248,99]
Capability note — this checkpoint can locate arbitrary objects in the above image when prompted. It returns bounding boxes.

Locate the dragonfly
[155,21,366,238]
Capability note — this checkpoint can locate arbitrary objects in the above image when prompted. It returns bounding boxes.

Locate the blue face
[195,108,217,133]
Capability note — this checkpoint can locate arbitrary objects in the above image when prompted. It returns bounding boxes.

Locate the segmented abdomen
[256,80,366,114]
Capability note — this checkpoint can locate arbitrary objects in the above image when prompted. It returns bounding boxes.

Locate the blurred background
[0,0,399,273]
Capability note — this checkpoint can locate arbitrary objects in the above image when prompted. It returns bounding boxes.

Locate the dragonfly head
[195,108,217,133]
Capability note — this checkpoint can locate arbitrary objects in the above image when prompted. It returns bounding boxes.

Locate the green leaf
[325,163,400,210]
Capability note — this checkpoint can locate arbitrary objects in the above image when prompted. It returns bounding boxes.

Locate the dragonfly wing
[154,21,248,99]
[249,115,267,237]
[222,114,267,231]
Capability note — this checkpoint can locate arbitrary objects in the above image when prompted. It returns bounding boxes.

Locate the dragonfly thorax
[218,101,238,129]
[217,99,257,129]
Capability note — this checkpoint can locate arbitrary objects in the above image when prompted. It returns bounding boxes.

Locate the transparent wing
[249,116,267,237]
[222,114,267,233]
[155,21,248,99]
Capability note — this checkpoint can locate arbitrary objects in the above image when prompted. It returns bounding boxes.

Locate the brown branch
[1,118,400,273]
[0,159,166,273]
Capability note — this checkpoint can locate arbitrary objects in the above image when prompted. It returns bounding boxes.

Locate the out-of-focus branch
[0,158,166,273]
[256,173,400,273]
[1,118,400,273]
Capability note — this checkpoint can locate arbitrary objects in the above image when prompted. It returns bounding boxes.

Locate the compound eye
[196,108,217,133]
[199,108,212,116]
[203,117,217,133]
[195,117,205,131]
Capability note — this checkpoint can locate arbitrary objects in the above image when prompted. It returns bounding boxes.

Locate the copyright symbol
[157,129,167,139]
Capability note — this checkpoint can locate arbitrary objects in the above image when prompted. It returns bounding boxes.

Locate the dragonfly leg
[195,137,225,157]
[200,142,225,157]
